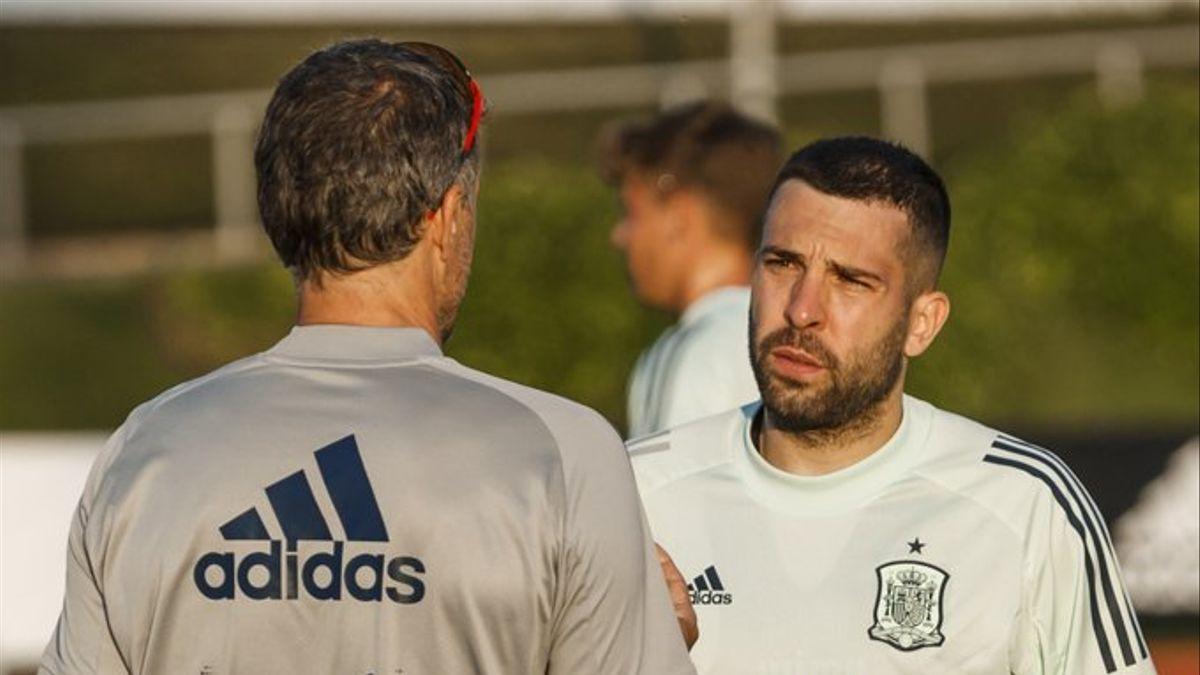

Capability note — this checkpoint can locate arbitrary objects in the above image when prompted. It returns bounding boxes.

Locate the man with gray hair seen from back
[600,102,783,438]
[40,39,696,675]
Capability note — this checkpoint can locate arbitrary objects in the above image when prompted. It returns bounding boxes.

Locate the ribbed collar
[734,395,933,516]
[266,325,442,362]
[679,286,750,327]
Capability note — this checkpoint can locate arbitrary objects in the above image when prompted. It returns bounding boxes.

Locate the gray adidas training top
[40,326,696,675]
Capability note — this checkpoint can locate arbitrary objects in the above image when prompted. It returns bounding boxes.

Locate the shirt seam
[421,359,572,591]
[259,354,443,368]
[910,468,1028,544]
[122,356,272,448]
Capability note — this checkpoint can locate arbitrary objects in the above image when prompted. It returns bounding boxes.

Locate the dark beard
[749,313,907,441]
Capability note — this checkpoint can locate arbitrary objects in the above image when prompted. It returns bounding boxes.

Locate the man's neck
[758,392,904,476]
[295,264,442,344]
[675,246,752,316]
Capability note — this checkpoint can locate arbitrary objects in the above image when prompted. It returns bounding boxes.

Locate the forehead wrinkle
[768,216,902,290]
[765,219,887,265]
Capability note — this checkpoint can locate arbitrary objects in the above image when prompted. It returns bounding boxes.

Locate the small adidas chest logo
[687,565,733,606]
[192,434,426,604]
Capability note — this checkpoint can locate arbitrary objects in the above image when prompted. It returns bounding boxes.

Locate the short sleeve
[1012,474,1156,675]
[39,422,137,675]
[546,410,695,675]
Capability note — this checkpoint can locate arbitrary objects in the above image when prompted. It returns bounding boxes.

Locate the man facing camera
[600,102,783,437]
[40,40,695,675]
[630,137,1154,674]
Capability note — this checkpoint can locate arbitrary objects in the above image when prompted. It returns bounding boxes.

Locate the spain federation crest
[868,561,949,651]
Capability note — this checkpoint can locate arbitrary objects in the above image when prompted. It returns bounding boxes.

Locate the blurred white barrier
[878,57,930,159]
[1115,438,1200,615]
[0,24,1195,278]
[731,0,780,124]
[0,433,106,672]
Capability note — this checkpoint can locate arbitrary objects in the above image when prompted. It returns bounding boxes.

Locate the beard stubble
[749,311,908,440]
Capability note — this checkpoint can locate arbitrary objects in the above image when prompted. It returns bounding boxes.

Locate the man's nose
[785,272,826,330]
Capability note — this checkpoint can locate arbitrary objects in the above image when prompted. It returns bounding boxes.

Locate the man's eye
[765,257,794,268]
[840,275,870,288]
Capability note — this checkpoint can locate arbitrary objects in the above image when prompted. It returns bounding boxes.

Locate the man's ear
[427,184,468,263]
[904,290,950,358]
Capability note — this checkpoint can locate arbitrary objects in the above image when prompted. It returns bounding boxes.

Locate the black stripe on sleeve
[993,432,1152,658]
[982,454,1118,673]
[992,439,1141,666]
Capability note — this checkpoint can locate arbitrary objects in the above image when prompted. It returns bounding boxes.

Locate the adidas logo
[686,565,733,606]
[192,434,426,604]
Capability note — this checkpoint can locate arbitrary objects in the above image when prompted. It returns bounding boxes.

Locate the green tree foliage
[1,86,1195,432]
[908,85,1200,426]
[0,267,295,429]
[447,160,667,427]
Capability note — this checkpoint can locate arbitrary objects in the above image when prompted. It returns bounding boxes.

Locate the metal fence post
[879,57,932,159]
[0,118,27,276]
[730,0,778,124]
[1096,41,1144,109]
[660,70,710,110]
[212,103,258,261]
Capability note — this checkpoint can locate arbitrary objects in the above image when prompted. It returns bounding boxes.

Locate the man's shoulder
[678,287,750,345]
[123,352,271,434]
[647,289,757,425]
[437,360,611,429]
[626,404,750,495]
[433,360,623,457]
[915,400,1097,537]
[77,352,271,501]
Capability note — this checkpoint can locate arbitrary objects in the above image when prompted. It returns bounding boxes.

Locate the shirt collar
[734,395,934,516]
[266,325,443,362]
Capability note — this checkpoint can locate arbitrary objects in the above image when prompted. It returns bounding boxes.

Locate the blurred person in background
[599,102,783,438]
[629,136,1156,674]
[39,39,695,675]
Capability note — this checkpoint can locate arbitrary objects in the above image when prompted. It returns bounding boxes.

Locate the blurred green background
[0,11,1197,435]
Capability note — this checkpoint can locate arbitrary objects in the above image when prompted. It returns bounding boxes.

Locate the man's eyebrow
[830,260,885,284]
[760,245,802,262]
[760,247,887,284]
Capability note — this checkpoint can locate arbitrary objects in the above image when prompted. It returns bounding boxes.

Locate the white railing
[0,23,1196,278]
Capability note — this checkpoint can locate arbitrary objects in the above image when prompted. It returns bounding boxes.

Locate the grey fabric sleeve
[545,408,695,675]
[39,425,132,675]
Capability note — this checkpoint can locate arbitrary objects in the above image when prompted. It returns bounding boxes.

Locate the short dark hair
[771,136,950,289]
[599,101,783,249]
[255,39,482,281]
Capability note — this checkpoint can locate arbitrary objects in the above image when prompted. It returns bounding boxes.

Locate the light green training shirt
[630,396,1154,675]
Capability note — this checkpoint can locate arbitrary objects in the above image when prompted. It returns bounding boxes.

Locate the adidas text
[690,590,734,606]
[194,540,426,603]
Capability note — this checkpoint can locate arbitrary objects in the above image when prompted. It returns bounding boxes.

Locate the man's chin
[766,368,828,391]
[763,386,816,416]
